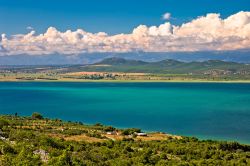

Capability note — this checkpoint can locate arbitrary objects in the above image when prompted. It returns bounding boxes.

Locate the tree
[31,112,43,120]
[104,126,116,132]
[122,128,141,135]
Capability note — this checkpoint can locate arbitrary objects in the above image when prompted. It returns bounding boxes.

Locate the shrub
[9,130,36,141]
[122,128,141,135]
[0,119,9,129]
[31,112,43,120]
[0,143,15,154]
[94,123,103,127]
[104,126,116,132]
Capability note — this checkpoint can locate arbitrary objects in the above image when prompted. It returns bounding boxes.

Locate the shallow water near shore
[0,82,250,144]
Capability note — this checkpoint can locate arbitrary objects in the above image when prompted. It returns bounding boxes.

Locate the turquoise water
[0,82,250,143]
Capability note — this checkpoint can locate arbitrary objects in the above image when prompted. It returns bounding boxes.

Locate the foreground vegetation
[0,113,249,165]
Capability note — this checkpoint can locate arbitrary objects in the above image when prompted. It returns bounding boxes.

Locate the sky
[1,0,250,35]
[0,0,250,57]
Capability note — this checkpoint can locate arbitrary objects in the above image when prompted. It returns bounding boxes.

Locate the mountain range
[62,57,250,75]
[0,50,250,65]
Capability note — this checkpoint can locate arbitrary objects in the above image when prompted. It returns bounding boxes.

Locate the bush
[86,132,105,139]
[122,128,141,135]
[9,130,36,141]
[61,129,87,136]
[94,123,103,127]
[0,119,9,129]
[31,112,43,120]
[39,137,65,149]
[0,143,15,154]
[104,126,116,132]
[219,142,250,151]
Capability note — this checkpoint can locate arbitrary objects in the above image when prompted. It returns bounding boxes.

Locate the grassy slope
[65,58,250,74]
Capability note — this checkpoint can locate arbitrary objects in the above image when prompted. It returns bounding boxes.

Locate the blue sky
[0,0,250,59]
[1,0,250,35]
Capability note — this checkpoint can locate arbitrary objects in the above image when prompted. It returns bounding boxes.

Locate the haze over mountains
[0,50,250,65]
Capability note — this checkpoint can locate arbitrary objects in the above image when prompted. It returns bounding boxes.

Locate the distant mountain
[0,50,250,65]
[2,56,250,75]
[96,57,148,66]
[61,57,250,74]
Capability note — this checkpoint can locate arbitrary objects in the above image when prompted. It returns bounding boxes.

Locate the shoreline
[1,113,249,145]
[1,78,250,83]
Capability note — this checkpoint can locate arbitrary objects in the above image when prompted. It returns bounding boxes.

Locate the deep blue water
[0,82,250,144]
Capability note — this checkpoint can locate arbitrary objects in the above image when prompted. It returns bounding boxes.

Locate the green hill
[96,57,148,66]
[67,57,250,75]
[2,57,250,81]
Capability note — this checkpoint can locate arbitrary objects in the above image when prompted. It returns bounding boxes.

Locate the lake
[0,82,250,144]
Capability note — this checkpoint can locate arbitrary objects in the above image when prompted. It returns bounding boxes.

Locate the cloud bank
[1,11,250,56]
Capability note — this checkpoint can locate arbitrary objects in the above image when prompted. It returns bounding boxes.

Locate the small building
[136,132,147,136]
[106,131,117,135]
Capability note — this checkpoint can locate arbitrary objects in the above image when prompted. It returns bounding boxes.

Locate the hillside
[0,114,249,165]
[63,57,250,75]
[1,57,250,82]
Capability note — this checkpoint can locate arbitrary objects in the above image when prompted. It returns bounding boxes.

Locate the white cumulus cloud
[0,11,250,56]
[26,26,34,30]
[162,12,171,20]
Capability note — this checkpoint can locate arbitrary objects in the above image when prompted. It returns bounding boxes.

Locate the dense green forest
[0,114,250,165]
